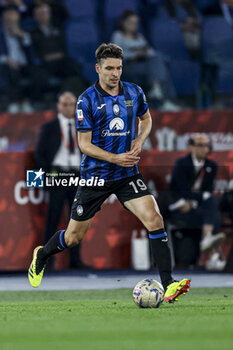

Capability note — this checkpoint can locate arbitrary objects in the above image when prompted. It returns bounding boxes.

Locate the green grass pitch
[0,288,232,350]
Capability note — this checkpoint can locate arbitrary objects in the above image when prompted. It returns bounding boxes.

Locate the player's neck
[98,80,119,96]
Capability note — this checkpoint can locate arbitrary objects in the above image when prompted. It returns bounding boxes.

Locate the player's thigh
[124,195,164,230]
[65,218,93,246]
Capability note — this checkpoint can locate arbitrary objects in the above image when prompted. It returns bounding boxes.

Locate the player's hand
[112,153,140,167]
[128,138,143,156]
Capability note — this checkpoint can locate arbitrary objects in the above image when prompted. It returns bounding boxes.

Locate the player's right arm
[78,131,140,167]
[76,95,140,167]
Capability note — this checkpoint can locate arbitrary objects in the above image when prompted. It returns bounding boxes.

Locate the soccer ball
[133,278,164,308]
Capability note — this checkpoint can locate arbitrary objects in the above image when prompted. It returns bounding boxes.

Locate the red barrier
[1,110,233,151]
[0,150,232,270]
[0,111,55,151]
[150,110,233,151]
[1,109,233,269]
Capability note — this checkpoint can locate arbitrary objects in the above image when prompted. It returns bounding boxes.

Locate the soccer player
[28,43,190,303]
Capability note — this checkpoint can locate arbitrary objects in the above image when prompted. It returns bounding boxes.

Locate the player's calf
[64,230,85,247]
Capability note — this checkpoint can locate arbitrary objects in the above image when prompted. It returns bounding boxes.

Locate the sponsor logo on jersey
[97,104,106,110]
[124,100,133,107]
[101,117,130,137]
[143,93,147,103]
[109,117,124,131]
[77,109,84,121]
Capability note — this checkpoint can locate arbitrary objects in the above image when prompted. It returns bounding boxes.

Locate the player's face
[191,136,210,160]
[96,58,122,90]
[57,94,76,119]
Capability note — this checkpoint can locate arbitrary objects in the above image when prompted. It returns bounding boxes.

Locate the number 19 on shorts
[129,179,147,193]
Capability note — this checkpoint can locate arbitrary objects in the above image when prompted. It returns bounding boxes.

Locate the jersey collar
[95,80,124,96]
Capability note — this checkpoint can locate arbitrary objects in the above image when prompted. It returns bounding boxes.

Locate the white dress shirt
[192,154,204,174]
[52,113,81,169]
[192,154,205,191]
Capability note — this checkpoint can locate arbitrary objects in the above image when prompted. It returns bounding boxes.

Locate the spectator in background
[0,0,27,16]
[111,9,180,111]
[30,3,86,97]
[169,133,226,271]
[221,0,233,26]
[0,7,43,113]
[164,0,201,60]
[34,92,84,269]
[28,0,69,28]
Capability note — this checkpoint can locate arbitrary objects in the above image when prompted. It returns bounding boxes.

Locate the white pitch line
[0,272,233,291]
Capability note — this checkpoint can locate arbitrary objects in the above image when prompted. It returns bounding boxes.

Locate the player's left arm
[128,110,152,156]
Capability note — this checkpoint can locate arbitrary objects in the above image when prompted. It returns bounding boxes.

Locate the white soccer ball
[133,278,164,308]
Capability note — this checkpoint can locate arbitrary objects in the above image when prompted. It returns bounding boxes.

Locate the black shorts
[71,173,151,221]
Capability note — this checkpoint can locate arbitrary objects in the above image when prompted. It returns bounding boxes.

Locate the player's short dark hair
[95,43,123,64]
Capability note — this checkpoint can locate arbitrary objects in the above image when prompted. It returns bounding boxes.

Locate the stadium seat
[155,5,170,19]
[218,65,233,94]
[104,0,139,38]
[169,60,200,95]
[63,0,97,19]
[202,16,233,65]
[82,62,98,84]
[156,3,187,21]
[66,19,100,64]
[149,18,189,60]
[22,18,35,31]
[195,0,219,12]
[23,0,34,4]
[105,0,139,19]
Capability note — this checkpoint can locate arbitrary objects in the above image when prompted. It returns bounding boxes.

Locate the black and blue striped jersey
[75,81,148,182]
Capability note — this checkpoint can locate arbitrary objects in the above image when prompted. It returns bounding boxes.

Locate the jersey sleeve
[136,86,148,117]
[76,95,93,132]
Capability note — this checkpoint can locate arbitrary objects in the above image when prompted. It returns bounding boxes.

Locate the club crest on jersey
[77,109,83,121]
[113,104,120,115]
[77,205,83,216]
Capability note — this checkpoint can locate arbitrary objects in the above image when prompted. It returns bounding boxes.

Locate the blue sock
[38,230,68,261]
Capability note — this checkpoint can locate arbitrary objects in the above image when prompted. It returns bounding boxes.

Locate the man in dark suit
[30,2,86,96]
[169,133,226,270]
[0,7,43,112]
[35,92,83,269]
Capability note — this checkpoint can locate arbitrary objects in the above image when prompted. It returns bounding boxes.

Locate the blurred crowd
[0,0,233,112]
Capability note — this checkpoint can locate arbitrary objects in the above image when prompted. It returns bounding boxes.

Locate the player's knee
[145,211,164,231]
